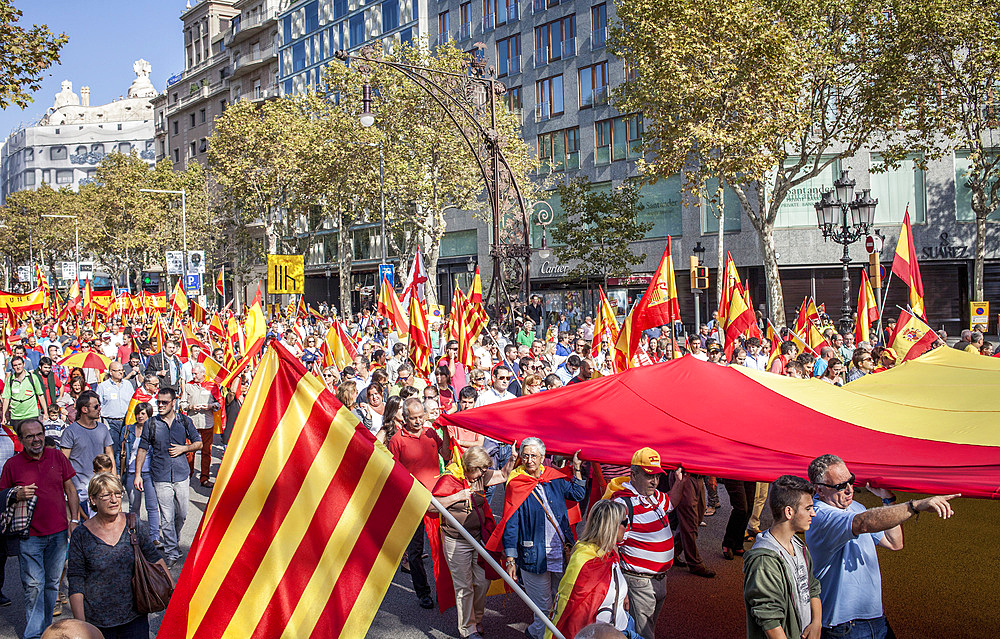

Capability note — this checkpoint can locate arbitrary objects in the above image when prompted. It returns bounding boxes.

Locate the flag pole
[429,495,567,639]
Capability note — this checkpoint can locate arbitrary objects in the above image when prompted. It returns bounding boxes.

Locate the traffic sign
[379,263,395,287]
[864,234,883,254]
[79,262,94,280]
[61,262,76,281]
[267,255,304,294]
[188,250,206,274]
[184,273,201,294]
[16,266,30,282]
[166,251,184,275]
[971,301,989,330]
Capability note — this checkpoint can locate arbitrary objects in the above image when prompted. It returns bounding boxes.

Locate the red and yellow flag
[320,319,359,370]
[408,296,433,378]
[546,542,619,639]
[377,276,408,337]
[855,267,880,345]
[158,342,430,638]
[591,286,620,362]
[614,237,681,370]
[468,266,483,305]
[891,208,926,319]
[221,286,266,388]
[765,320,782,369]
[889,308,937,362]
[215,266,225,297]
[716,252,742,330]
[170,279,189,315]
[794,297,820,335]
[723,283,756,360]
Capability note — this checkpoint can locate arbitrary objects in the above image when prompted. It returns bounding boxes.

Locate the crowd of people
[0,296,975,639]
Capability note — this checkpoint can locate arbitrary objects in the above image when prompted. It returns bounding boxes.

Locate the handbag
[531,490,574,563]
[127,513,173,614]
[0,488,36,538]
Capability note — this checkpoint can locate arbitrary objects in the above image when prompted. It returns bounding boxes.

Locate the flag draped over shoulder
[158,342,431,638]
[485,465,581,553]
[545,543,619,639]
[891,208,926,319]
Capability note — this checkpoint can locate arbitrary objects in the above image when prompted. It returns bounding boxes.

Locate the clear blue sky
[0,0,185,139]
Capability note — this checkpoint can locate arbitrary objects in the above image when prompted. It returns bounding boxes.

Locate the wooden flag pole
[429,495,567,639]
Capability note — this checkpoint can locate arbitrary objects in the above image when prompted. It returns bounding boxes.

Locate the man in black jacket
[143,339,184,393]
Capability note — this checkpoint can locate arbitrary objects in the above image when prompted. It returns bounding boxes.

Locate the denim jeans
[521,569,561,639]
[106,417,125,463]
[154,479,189,563]
[19,531,68,639]
[823,616,893,639]
[125,469,160,541]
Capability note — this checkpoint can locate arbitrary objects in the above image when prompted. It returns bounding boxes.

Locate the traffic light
[140,271,160,292]
[690,256,709,290]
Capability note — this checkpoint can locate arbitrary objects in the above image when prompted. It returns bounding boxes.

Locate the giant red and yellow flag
[891,208,926,319]
[855,267,880,345]
[158,342,430,638]
[889,308,937,362]
[614,237,681,370]
[408,296,433,378]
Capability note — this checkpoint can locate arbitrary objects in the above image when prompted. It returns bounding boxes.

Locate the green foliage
[0,0,67,109]
[611,0,925,324]
[549,177,652,281]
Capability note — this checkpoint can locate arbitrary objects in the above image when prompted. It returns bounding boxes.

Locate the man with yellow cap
[602,447,686,638]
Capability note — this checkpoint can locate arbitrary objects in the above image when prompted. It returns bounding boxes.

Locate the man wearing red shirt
[387,397,450,610]
[0,419,80,639]
[768,340,799,375]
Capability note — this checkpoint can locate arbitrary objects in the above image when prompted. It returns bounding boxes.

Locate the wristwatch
[881,495,897,505]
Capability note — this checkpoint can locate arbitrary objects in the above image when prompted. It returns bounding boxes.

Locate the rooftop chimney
[80,86,90,107]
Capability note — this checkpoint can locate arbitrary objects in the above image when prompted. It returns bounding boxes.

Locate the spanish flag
[723,281,756,360]
[889,308,937,362]
[157,342,430,638]
[765,320,782,370]
[215,266,225,297]
[468,266,483,304]
[794,297,820,335]
[170,279,189,315]
[591,286,620,362]
[891,208,926,319]
[614,237,681,370]
[545,543,622,639]
[377,276,408,337]
[855,267,879,345]
[408,295,433,378]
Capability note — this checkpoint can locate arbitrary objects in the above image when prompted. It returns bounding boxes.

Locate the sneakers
[418,595,434,609]
[52,601,63,617]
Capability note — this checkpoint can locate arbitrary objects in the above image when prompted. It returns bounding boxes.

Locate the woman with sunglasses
[549,499,644,639]
[300,337,322,368]
[431,446,511,639]
[320,366,340,393]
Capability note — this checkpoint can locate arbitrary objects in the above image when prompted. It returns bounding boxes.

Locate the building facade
[0,63,157,205]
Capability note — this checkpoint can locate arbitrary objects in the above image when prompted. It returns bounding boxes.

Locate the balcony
[498,55,521,77]
[535,103,550,122]
[248,84,280,102]
[534,46,549,67]
[224,9,277,47]
[482,14,495,32]
[460,22,471,39]
[232,44,277,77]
[506,3,519,21]
[562,37,576,59]
[591,26,607,49]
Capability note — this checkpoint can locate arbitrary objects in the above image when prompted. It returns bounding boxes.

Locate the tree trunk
[974,211,986,302]
[758,223,785,326]
[335,210,353,318]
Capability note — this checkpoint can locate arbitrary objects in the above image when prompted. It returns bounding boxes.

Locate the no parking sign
[970,301,989,330]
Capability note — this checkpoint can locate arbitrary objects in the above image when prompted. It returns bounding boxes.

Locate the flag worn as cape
[484,465,582,553]
[545,543,620,639]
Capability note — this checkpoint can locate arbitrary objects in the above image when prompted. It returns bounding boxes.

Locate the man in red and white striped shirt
[606,447,685,639]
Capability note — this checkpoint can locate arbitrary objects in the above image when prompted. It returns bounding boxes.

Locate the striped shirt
[612,482,675,574]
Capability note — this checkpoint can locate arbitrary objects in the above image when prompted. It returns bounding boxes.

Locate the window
[699,179,742,234]
[383,0,400,32]
[767,158,840,228]
[955,150,1000,222]
[535,75,564,120]
[624,59,638,82]
[91,143,104,154]
[349,14,365,46]
[483,0,517,28]
[293,41,306,71]
[173,120,179,135]
[56,169,73,184]
[41,170,51,184]
[173,148,180,163]
[440,229,478,257]
[352,227,381,260]
[595,114,642,164]
[50,146,67,161]
[75,145,88,156]
[118,142,131,154]
[437,12,450,44]
[199,138,208,153]
[305,1,319,32]
[23,148,33,162]
[591,4,606,48]
[538,127,580,172]
[459,2,471,39]
[199,108,206,123]
[189,141,197,158]
[497,35,520,77]
[534,15,575,65]
[282,15,292,42]
[334,0,348,20]
[190,113,196,128]
[507,85,522,114]
[870,154,926,224]
[22,171,34,186]
[579,61,608,107]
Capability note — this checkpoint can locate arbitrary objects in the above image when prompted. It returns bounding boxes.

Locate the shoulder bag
[127,513,173,613]
[0,488,36,538]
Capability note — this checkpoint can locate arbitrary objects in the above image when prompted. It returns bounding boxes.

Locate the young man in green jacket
[744,475,822,639]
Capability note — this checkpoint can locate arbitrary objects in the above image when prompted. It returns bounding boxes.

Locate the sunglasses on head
[815,473,856,492]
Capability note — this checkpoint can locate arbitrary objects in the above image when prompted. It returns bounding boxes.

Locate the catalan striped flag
[158,342,431,638]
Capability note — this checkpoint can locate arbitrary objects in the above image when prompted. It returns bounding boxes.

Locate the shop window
[954,150,1000,222]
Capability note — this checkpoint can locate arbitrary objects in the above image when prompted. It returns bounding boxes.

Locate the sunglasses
[156,399,172,406]
[815,473,856,492]
[619,519,630,528]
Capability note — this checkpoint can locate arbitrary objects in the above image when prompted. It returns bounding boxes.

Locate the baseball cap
[631,447,665,474]
[882,347,898,361]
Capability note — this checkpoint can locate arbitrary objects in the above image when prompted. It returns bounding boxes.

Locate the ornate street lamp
[335,44,531,329]
[533,201,554,260]
[814,169,878,333]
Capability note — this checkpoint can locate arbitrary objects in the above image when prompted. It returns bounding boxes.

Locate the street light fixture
[814,169,878,333]
[533,201,554,260]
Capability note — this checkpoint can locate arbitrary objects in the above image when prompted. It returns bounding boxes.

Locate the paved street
[0,451,995,639]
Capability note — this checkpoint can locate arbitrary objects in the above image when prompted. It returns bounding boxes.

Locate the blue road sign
[184,273,201,293]
[379,263,395,287]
